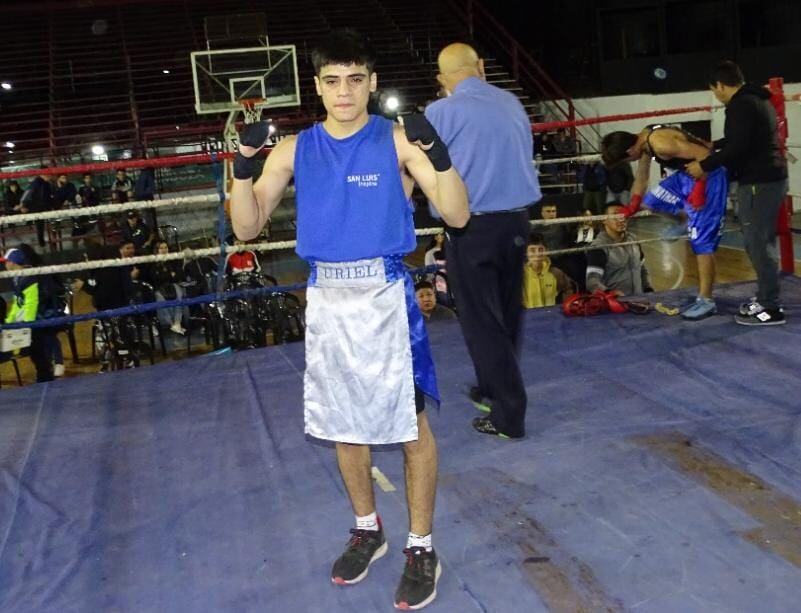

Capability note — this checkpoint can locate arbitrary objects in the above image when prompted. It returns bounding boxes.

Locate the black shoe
[467,386,491,413]
[331,524,387,585]
[734,308,786,326]
[472,416,513,439]
[739,298,784,316]
[394,547,441,610]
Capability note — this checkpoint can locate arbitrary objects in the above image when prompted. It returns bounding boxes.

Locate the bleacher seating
[0,0,550,164]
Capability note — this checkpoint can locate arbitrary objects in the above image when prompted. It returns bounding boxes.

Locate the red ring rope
[0,149,271,180]
[0,106,716,180]
[532,105,714,132]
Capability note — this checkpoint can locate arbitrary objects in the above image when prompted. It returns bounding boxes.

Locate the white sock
[355,511,379,532]
[406,532,432,551]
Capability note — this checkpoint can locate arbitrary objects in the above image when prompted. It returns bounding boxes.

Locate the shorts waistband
[471,205,530,217]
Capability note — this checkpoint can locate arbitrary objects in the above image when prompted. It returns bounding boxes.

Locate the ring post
[769,77,794,274]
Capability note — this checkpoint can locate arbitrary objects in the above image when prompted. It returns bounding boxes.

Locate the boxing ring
[2,278,801,612]
[2,98,801,611]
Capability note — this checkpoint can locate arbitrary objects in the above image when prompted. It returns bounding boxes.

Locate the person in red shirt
[225,239,260,275]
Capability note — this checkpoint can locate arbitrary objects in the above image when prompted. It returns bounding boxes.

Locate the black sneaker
[739,298,784,316]
[331,523,387,585]
[472,416,515,439]
[734,308,786,326]
[394,547,441,610]
[467,386,492,413]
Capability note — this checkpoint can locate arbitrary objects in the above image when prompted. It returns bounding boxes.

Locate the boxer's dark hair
[414,280,434,292]
[600,131,638,167]
[708,61,744,88]
[312,29,376,75]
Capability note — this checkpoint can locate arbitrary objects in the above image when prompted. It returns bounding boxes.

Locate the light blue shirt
[425,77,541,214]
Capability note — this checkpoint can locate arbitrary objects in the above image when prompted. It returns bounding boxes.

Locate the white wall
[556,83,801,200]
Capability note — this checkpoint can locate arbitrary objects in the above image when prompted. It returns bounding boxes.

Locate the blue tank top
[293,115,417,262]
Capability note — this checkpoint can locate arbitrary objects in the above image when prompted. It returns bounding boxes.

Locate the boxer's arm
[616,152,651,218]
[394,120,469,229]
[231,136,295,241]
[631,152,652,197]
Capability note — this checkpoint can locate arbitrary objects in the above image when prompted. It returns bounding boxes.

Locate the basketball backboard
[191,45,300,114]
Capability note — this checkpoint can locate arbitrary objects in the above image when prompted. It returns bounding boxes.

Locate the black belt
[471,205,530,217]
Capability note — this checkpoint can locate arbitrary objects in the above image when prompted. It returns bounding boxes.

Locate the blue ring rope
[0,264,441,331]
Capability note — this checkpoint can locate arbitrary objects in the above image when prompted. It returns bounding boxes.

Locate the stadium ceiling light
[385,95,400,112]
[1,82,12,90]
[162,69,170,74]
[5,141,14,148]
[91,144,105,155]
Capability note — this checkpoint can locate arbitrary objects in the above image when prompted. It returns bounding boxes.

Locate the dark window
[678,120,712,143]
[600,7,661,60]
[739,0,801,48]
[666,1,726,54]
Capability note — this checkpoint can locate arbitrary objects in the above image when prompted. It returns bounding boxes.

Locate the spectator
[580,162,607,214]
[570,209,596,292]
[3,180,23,214]
[111,169,133,203]
[73,173,100,243]
[539,202,582,285]
[552,128,577,182]
[183,256,217,297]
[586,203,653,296]
[0,245,55,382]
[21,170,55,247]
[574,209,596,246]
[606,161,634,204]
[77,173,100,207]
[134,167,155,201]
[77,241,138,371]
[151,241,187,335]
[686,60,788,326]
[415,280,457,321]
[539,203,570,253]
[537,133,557,185]
[552,127,576,156]
[423,230,445,269]
[523,232,575,308]
[225,239,260,275]
[121,209,153,254]
[426,42,541,438]
[430,249,453,308]
[54,174,77,210]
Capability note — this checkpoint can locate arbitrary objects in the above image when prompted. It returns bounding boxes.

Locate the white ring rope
[1,194,221,226]
[0,211,654,280]
[0,154,602,229]
[547,226,738,257]
[535,154,601,165]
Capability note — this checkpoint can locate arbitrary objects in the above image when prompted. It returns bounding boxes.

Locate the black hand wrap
[402,114,452,172]
[233,121,270,180]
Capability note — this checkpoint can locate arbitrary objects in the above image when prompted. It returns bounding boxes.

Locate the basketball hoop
[240,98,266,124]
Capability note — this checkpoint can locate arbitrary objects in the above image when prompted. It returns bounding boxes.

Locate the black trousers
[446,209,529,437]
[35,220,47,247]
[738,180,788,309]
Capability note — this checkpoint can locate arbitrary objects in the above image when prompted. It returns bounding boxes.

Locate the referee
[425,42,542,438]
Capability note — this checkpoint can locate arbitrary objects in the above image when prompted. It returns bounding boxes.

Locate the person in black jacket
[687,61,788,326]
[3,180,23,214]
[22,171,55,247]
